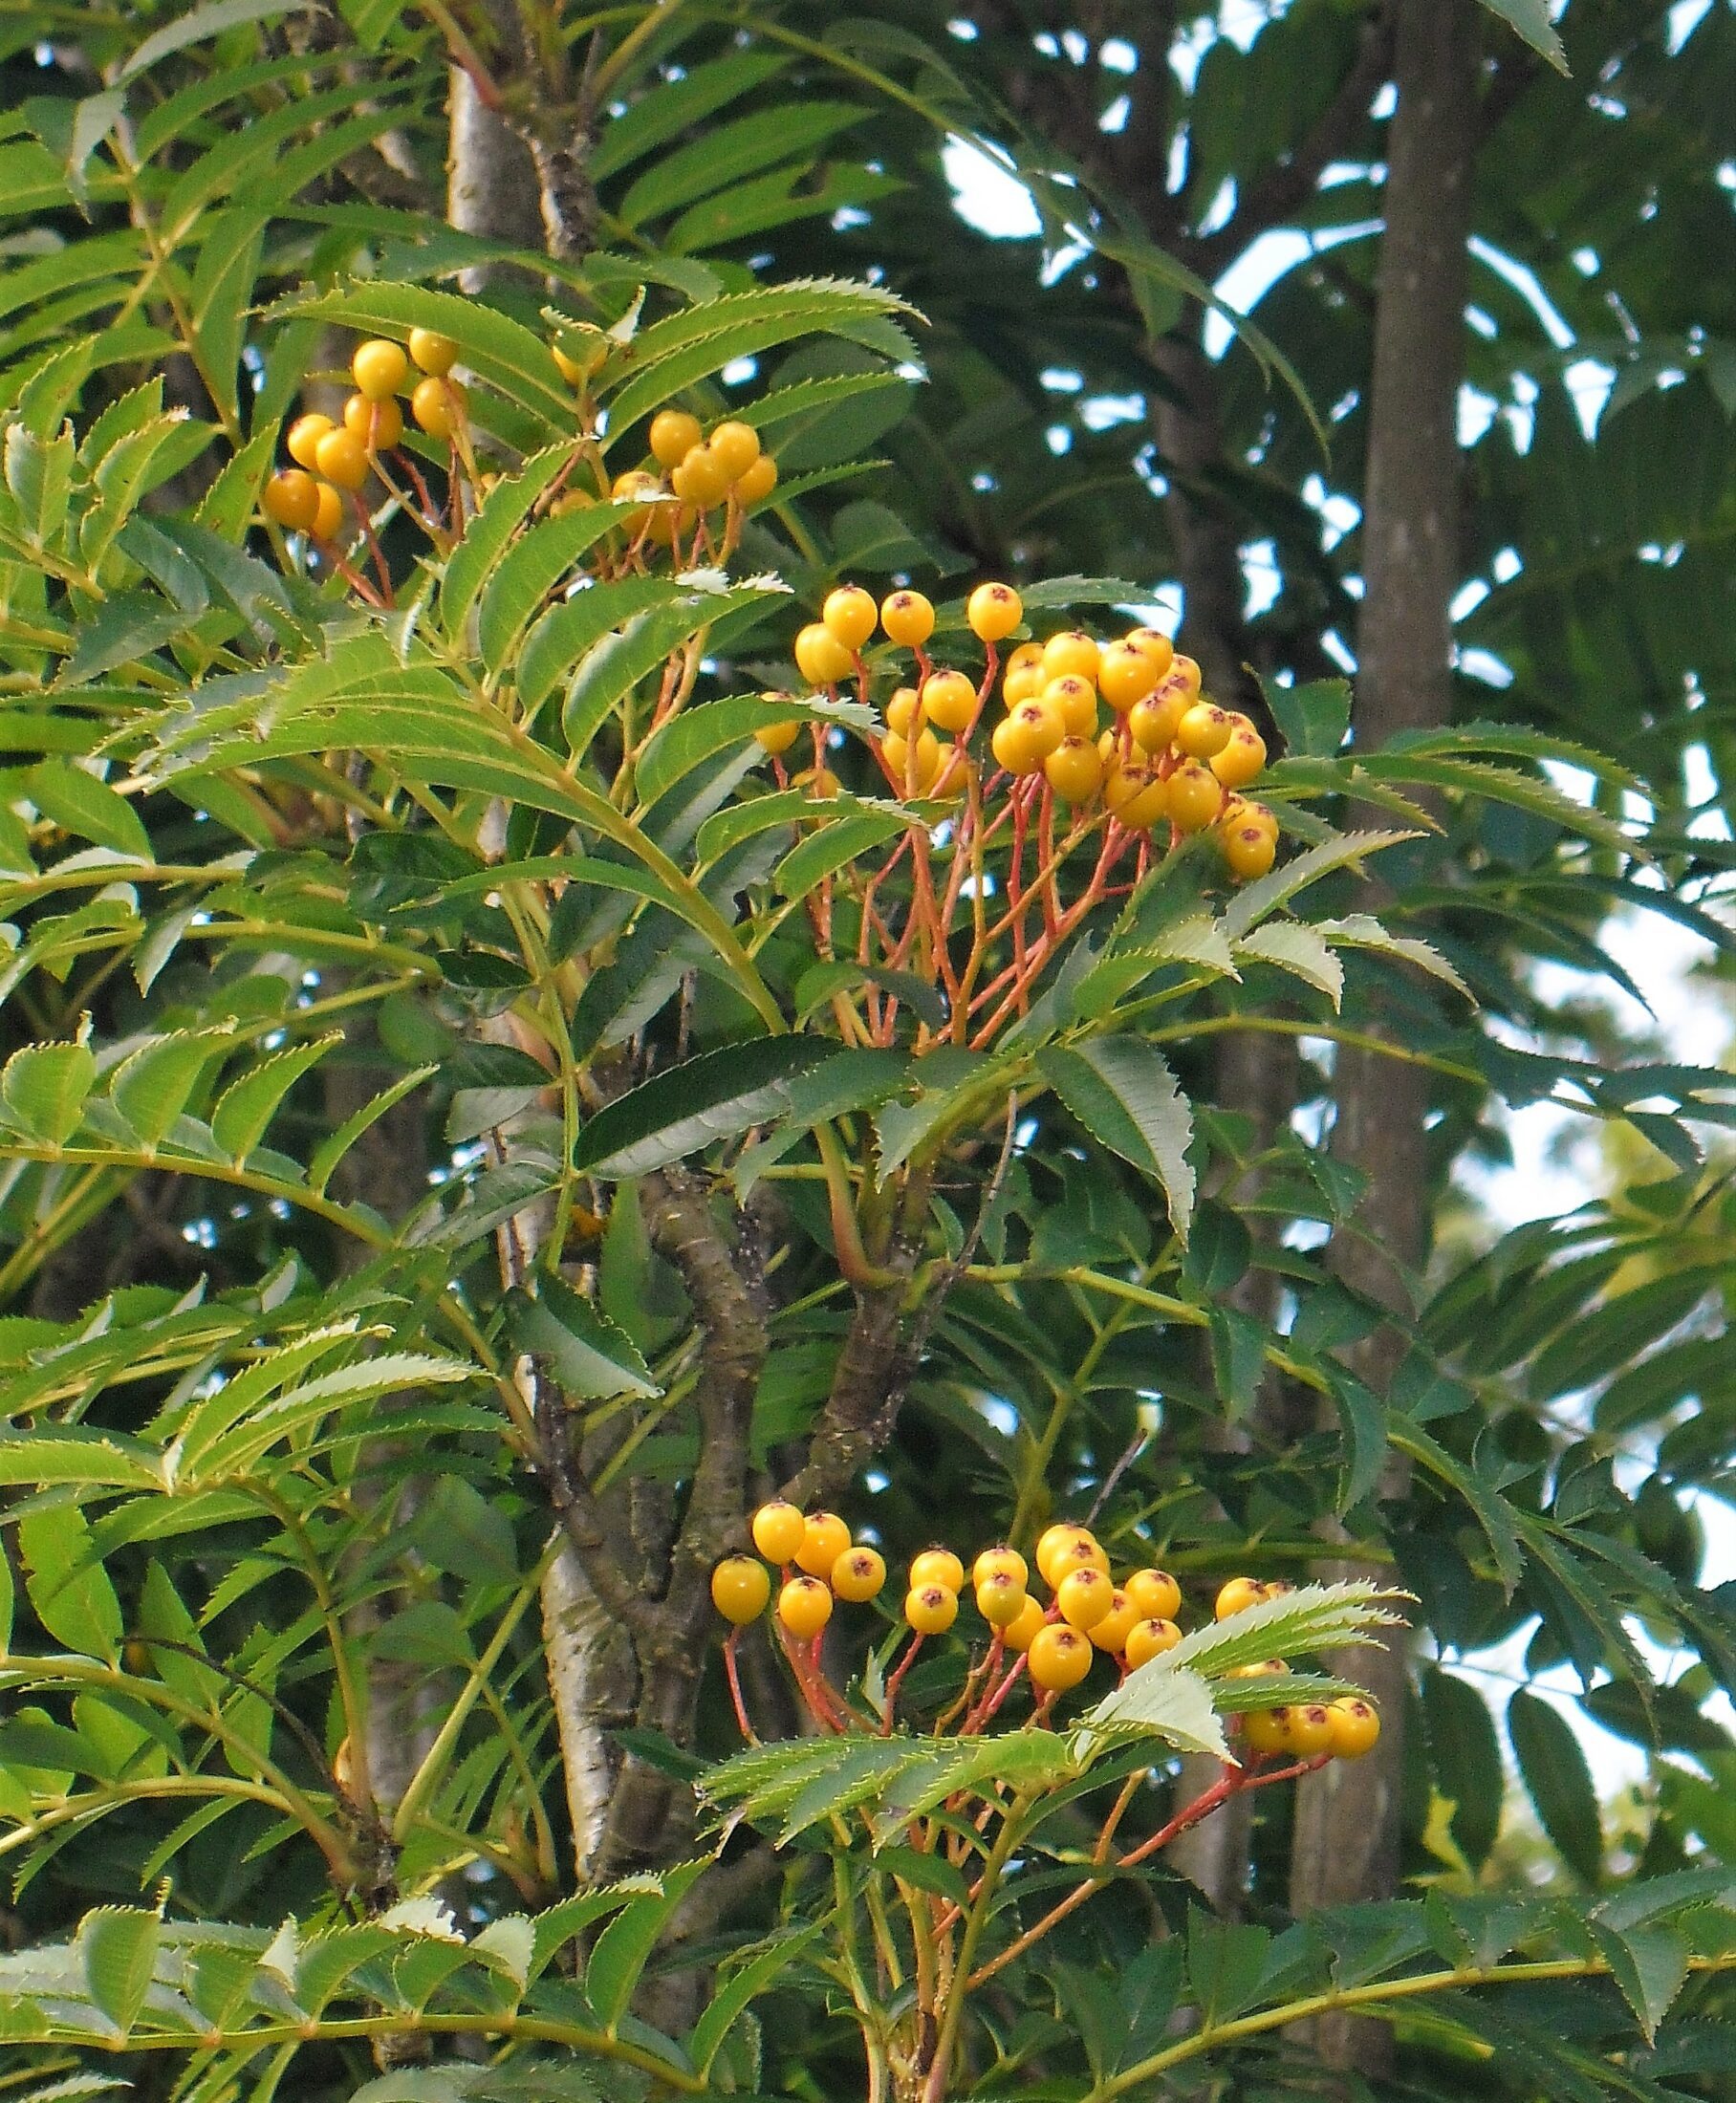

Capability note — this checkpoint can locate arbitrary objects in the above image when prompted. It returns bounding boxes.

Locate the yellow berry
[793,622,856,687]
[1326,1697,1381,1759]
[1002,661,1047,708]
[1281,1702,1335,1757]
[1241,1707,1292,1757]
[883,726,944,793]
[1167,759,1224,834]
[262,467,319,531]
[910,1548,966,1594]
[552,335,606,385]
[1211,719,1267,786]
[1096,639,1161,713]
[310,481,344,542]
[822,584,879,652]
[1104,762,1167,832]
[1215,1577,1267,1620]
[1048,1532,1111,1584]
[753,695,802,755]
[1006,640,1045,677]
[796,766,841,799]
[1239,799,1280,841]
[410,376,464,442]
[1056,1567,1115,1632]
[992,699,1064,775]
[708,419,762,482]
[879,588,935,646]
[313,427,369,491]
[885,685,922,736]
[408,328,458,377]
[649,408,704,468]
[711,1555,771,1625]
[750,1500,808,1564]
[1042,674,1098,738]
[1125,627,1175,676]
[672,443,733,509]
[286,412,334,471]
[921,669,977,732]
[1044,735,1105,807]
[343,392,403,450]
[1176,704,1234,761]
[1222,822,1276,881]
[1088,1588,1140,1653]
[1124,1569,1182,1622]
[1128,688,1189,753]
[351,338,407,401]
[1168,653,1204,701]
[1042,630,1099,684]
[1001,1595,1048,1653]
[1226,1659,1290,1680]
[1123,1617,1183,1668]
[833,1546,887,1603]
[733,452,778,506]
[1027,1623,1093,1693]
[778,1575,833,1639]
[905,1582,959,1636]
[966,580,1023,642]
[975,1572,1029,1627]
[972,1547,1028,1590]
[795,1511,852,1577]
[1033,1525,1094,1590]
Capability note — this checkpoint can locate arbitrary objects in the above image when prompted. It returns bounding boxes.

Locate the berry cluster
[712,1505,1378,1758]
[753,584,1284,1052]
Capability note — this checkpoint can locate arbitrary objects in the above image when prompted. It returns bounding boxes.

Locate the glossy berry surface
[795,1511,852,1577]
[751,1501,807,1565]
[1027,1624,1093,1692]
[711,1556,771,1625]
[778,1576,834,1639]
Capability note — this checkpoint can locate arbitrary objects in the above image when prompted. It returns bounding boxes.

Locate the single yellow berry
[1006,640,1045,677]
[1088,1588,1140,1653]
[1027,1623,1093,1693]
[1326,1697,1381,1759]
[921,669,977,732]
[992,699,1064,775]
[1002,661,1048,708]
[1103,763,1167,832]
[966,580,1023,642]
[883,726,944,794]
[910,1548,966,1594]
[1044,735,1105,807]
[753,694,802,756]
[1211,719,1267,786]
[793,622,856,687]
[1042,630,1099,684]
[750,1500,808,1564]
[1125,627,1175,677]
[1124,1569,1182,1623]
[778,1575,833,1640]
[351,338,407,401]
[1128,688,1189,753]
[708,420,762,482]
[410,376,465,442]
[1123,1617,1183,1668]
[733,452,778,506]
[1168,653,1204,701]
[343,392,403,450]
[649,408,704,468]
[1222,822,1276,881]
[1001,1595,1049,1653]
[1096,639,1161,712]
[1226,1659,1290,1680]
[711,1555,771,1625]
[1167,759,1224,834]
[672,443,733,509]
[975,1572,1029,1627]
[973,1546,1028,1590]
[1056,1567,1115,1632]
[408,328,458,377]
[885,685,923,736]
[1048,1532,1111,1584]
[1281,1702,1335,1757]
[313,427,369,491]
[796,765,841,799]
[1241,1707,1292,1757]
[1215,1577,1267,1620]
[905,1582,959,1636]
[1033,1524,1095,1591]
[1176,704,1234,761]
[822,584,879,652]
[833,1546,887,1603]
[286,412,335,471]
[795,1511,852,1577]
[1043,674,1098,738]
[879,588,935,646]
[310,481,344,542]
[262,467,319,531]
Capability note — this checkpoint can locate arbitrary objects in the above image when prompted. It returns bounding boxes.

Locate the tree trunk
[1288,0,1479,2078]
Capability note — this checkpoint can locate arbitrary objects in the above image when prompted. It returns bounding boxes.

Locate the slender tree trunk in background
[447,6,540,290]
[1288,0,1478,2077]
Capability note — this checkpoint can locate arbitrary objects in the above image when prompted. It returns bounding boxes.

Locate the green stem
[923,1793,1030,2103]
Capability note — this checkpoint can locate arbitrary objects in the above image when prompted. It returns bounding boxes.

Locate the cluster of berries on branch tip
[711,1504,1379,1759]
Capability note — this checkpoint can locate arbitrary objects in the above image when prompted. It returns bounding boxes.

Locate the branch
[777,1237,924,1511]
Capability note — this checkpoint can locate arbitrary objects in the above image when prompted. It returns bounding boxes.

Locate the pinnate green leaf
[1038,1038,1195,1243]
